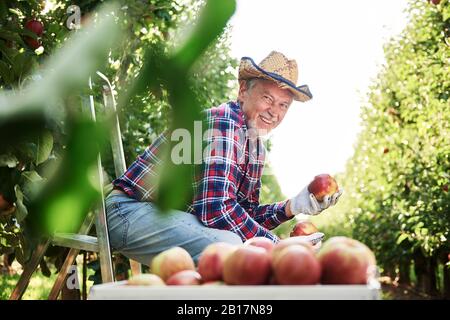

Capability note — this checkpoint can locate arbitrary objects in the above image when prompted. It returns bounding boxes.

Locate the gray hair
[245,78,263,91]
[244,78,295,99]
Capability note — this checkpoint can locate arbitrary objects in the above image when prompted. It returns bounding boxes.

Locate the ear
[238,80,248,100]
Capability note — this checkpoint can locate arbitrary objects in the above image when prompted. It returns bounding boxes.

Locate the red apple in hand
[308,174,339,202]
[150,247,195,281]
[290,221,318,237]
[317,236,377,284]
[166,270,202,285]
[223,246,272,285]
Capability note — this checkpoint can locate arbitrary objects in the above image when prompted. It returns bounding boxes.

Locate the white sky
[229,0,409,198]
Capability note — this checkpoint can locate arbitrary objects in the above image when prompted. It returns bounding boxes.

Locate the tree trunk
[398,259,411,285]
[383,262,397,281]
[413,250,438,296]
[414,250,428,293]
[441,255,450,299]
[427,255,438,296]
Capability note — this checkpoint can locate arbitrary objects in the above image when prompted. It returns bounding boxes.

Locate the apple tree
[335,0,449,297]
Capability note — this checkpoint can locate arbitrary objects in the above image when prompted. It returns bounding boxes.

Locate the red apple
[443,185,448,192]
[244,237,275,253]
[197,242,237,282]
[271,237,313,261]
[308,174,339,202]
[223,246,272,285]
[290,221,318,237]
[272,244,321,285]
[268,275,278,285]
[166,270,202,285]
[127,273,165,286]
[24,37,41,49]
[150,247,195,281]
[430,0,441,5]
[25,19,44,36]
[317,236,377,284]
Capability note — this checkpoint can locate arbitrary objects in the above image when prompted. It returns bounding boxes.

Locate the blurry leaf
[0,29,24,44]
[0,153,18,168]
[27,117,108,236]
[173,0,236,70]
[396,233,409,245]
[21,170,45,201]
[0,60,12,84]
[36,130,53,165]
[141,0,236,212]
[14,185,28,223]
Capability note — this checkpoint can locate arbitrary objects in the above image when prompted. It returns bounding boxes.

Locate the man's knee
[214,230,243,246]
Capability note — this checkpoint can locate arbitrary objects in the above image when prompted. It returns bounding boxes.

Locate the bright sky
[229,0,409,198]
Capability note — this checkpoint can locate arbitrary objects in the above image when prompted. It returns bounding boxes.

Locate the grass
[0,271,57,300]
[0,257,97,300]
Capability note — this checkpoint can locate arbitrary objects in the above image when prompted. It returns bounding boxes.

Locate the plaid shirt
[113,101,292,242]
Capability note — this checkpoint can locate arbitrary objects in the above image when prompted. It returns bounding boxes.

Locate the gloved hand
[290,232,324,253]
[289,185,343,216]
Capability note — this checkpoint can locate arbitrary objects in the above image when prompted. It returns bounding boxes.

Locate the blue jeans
[105,193,242,266]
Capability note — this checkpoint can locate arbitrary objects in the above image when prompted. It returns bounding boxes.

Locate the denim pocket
[106,201,129,250]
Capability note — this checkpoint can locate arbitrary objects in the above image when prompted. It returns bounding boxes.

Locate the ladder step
[52,233,99,252]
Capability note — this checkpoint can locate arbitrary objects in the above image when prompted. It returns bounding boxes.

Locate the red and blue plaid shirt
[113,101,292,242]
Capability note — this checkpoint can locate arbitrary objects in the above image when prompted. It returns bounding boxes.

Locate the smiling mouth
[259,115,274,125]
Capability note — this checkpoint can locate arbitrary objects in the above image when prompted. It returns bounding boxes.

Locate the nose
[267,108,277,120]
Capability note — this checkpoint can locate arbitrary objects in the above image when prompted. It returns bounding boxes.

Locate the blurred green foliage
[0,0,241,279]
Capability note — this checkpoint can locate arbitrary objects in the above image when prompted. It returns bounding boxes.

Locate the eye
[263,95,272,104]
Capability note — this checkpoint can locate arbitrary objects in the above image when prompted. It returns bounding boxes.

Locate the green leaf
[443,5,450,21]
[0,153,18,168]
[21,170,45,202]
[0,60,12,84]
[0,29,22,43]
[27,118,108,235]
[36,130,54,165]
[173,0,236,70]
[14,185,28,223]
[396,233,410,245]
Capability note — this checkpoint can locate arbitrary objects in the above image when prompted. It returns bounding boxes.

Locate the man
[106,51,342,265]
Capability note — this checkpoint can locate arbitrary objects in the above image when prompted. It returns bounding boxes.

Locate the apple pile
[126,236,377,287]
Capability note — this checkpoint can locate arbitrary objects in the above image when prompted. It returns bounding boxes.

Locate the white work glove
[289,185,343,216]
[290,232,325,253]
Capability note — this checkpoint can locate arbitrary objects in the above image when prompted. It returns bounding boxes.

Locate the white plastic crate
[89,280,381,300]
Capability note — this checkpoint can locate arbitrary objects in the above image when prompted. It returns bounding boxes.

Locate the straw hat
[238,51,312,102]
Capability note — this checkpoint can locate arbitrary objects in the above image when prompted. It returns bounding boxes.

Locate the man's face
[238,79,293,135]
